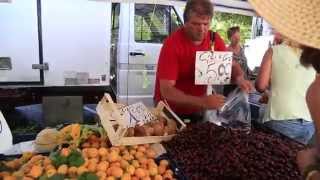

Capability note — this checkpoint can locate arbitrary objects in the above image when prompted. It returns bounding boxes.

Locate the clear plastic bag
[205,88,251,132]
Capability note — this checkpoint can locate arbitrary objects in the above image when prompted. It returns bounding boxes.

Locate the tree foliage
[211,12,253,45]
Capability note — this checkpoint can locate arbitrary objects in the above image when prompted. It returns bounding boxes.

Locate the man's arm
[160,80,225,110]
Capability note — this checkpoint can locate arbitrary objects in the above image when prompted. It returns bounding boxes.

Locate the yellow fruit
[120,159,129,169]
[131,160,140,168]
[163,172,173,179]
[108,151,119,162]
[129,149,136,155]
[22,177,33,180]
[68,166,78,177]
[126,165,135,175]
[83,158,89,167]
[154,175,163,180]
[119,146,126,151]
[165,169,173,175]
[141,163,148,169]
[96,171,107,179]
[45,165,55,171]
[89,158,99,164]
[43,157,52,167]
[106,177,115,180]
[70,124,81,140]
[46,168,57,177]
[3,176,16,180]
[57,165,68,175]
[29,155,45,164]
[110,166,123,178]
[122,154,131,161]
[97,161,109,172]
[131,176,139,180]
[110,147,120,154]
[137,146,146,153]
[146,149,156,159]
[77,166,88,176]
[29,165,43,178]
[121,173,131,180]
[110,162,121,168]
[101,155,108,161]
[98,147,108,157]
[0,172,10,177]
[134,168,146,178]
[5,160,20,170]
[88,148,99,158]
[158,165,166,175]
[148,166,158,176]
[129,155,135,161]
[88,162,97,172]
[138,157,148,166]
[159,160,169,167]
[135,151,144,159]
[121,150,129,156]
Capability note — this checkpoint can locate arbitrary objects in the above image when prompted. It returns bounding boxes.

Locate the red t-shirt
[154,28,227,115]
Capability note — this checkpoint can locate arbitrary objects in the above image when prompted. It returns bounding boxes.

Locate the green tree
[211,12,253,45]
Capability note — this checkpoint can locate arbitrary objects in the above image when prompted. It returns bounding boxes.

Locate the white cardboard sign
[0,111,13,153]
[195,51,233,85]
[118,102,156,128]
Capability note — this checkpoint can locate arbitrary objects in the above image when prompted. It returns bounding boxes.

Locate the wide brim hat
[248,0,320,49]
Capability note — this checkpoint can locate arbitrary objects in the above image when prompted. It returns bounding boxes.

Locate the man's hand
[236,78,254,93]
[202,94,226,109]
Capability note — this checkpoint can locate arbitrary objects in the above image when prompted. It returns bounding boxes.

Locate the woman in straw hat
[248,0,320,179]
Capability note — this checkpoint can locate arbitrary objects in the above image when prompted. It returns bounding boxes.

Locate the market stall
[0,94,304,180]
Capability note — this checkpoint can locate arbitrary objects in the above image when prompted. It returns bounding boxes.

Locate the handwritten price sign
[119,102,156,128]
[195,51,233,85]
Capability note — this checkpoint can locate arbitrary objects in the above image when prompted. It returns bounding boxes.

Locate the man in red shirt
[154,0,253,121]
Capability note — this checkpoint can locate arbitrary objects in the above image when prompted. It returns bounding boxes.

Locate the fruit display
[34,124,108,152]
[0,133,176,180]
[126,117,178,137]
[164,122,304,180]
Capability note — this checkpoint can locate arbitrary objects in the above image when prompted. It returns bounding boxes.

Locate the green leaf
[68,150,85,167]
[77,172,99,180]
[40,174,65,180]
[49,151,68,167]
[48,174,65,180]
[39,175,48,180]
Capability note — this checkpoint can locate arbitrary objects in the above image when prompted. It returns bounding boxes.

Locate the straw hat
[248,0,320,49]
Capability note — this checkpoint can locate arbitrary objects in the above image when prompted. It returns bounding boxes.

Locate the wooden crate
[96,93,186,146]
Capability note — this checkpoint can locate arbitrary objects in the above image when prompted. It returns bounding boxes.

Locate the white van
[0,0,258,108]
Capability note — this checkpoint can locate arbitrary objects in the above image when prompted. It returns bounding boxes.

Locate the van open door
[0,0,43,85]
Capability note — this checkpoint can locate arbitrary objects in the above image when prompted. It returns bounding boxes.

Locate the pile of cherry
[164,122,304,180]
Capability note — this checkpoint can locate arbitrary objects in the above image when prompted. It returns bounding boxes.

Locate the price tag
[195,51,233,85]
[119,102,156,128]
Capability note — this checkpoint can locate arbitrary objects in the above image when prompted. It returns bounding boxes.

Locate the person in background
[248,0,320,179]
[154,0,253,122]
[227,26,252,79]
